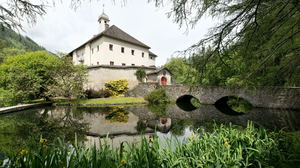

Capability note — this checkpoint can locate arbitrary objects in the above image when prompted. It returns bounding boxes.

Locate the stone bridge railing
[125,83,300,110]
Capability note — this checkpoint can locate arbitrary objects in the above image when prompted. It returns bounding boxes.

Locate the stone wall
[87,65,156,90]
[125,84,300,109]
[124,82,158,98]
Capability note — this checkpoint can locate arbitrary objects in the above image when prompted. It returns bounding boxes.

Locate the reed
[1,121,299,167]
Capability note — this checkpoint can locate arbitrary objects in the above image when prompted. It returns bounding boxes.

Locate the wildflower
[43,145,48,148]
[279,130,286,135]
[224,138,229,141]
[190,136,194,140]
[20,150,28,155]
[15,158,20,164]
[122,152,125,155]
[149,137,153,142]
[224,142,229,147]
[191,131,195,135]
[40,139,47,143]
[121,159,126,163]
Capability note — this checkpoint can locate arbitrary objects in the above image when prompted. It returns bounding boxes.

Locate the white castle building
[69,12,172,89]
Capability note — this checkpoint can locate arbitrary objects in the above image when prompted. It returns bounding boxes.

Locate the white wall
[73,36,156,67]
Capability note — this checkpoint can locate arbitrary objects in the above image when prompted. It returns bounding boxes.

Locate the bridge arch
[176,95,200,111]
[214,96,253,115]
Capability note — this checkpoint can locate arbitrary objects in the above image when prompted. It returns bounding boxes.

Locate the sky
[21,0,215,66]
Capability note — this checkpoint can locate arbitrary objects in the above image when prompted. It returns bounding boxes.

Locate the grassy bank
[1,122,300,167]
[54,97,147,106]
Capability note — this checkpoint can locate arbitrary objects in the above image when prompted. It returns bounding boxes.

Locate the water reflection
[0,104,299,151]
[0,106,90,151]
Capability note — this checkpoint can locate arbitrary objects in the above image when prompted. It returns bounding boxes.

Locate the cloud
[22,0,215,66]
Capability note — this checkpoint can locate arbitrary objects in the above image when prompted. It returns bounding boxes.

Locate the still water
[0,104,299,150]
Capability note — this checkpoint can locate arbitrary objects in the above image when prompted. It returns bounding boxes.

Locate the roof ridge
[102,25,150,48]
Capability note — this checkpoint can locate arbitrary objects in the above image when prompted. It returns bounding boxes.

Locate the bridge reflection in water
[1,105,298,150]
[83,103,300,148]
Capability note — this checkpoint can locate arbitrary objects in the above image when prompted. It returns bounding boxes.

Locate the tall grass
[1,122,299,167]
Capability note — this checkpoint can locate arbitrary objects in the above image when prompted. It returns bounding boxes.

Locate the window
[110,61,114,65]
[131,64,135,66]
[97,62,99,65]
[121,47,124,53]
[122,63,126,66]
[97,45,99,52]
[142,52,144,58]
[150,57,153,59]
[91,48,94,54]
[131,50,134,55]
[109,44,113,51]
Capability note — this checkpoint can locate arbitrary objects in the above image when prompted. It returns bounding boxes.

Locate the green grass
[2,122,300,167]
[56,97,147,105]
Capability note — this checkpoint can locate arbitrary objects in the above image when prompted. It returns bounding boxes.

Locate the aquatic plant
[1,122,299,167]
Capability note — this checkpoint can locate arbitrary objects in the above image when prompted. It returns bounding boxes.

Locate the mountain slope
[0,28,46,51]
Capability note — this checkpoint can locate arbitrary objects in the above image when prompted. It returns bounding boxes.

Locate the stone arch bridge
[125,83,300,109]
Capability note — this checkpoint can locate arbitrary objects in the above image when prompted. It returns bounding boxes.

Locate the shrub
[134,68,146,82]
[105,79,129,97]
[85,88,112,99]
[145,87,171,104]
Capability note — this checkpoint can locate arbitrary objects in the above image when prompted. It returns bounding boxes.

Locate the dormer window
[109,44,113,51]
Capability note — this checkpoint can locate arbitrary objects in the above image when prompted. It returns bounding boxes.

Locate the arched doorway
[161,77,167,85]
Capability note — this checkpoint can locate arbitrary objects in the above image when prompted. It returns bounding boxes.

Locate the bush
[145,87,171,104]
[105,79,129,97]
[134,68,146,82]
[85,88,112,99]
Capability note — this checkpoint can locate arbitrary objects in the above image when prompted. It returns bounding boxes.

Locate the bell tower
[98,7,110,33]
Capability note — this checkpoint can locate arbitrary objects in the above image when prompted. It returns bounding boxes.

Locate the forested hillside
[0,27,45,51]
[0,28,47,63]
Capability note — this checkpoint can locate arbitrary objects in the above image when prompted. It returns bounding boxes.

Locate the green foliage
[105,79,129,97]
[2,122,299,167]
[105,106,129,123]
[134,68,146,82]
[155,0,300,87]
[227,96,253,113]
[0,51,88,106]
[0,51,59,106]
[85,88,112,99]
[146,103,169,117]
[190,97,200,108]
[145,87,171,104]
[46,53,88,100]
[0,27,45,51]
[163,57,200,85]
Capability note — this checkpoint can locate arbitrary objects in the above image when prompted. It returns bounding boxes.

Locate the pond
[0,103,299,151]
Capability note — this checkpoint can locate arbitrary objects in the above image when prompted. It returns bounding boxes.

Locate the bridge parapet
[126,84,300,110]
